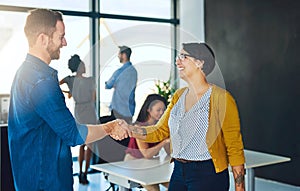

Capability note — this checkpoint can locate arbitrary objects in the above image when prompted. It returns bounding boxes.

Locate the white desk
[243,150,290,191]
[91,155,173,189]
[91,150,290,191]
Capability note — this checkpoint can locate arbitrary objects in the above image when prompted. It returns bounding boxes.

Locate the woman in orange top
[129,43,245,191]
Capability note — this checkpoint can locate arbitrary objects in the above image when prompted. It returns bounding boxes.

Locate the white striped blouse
[168,87,212,161]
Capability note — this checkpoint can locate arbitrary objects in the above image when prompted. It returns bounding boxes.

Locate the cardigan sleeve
[222,92,245,166]
[144,88,186,143]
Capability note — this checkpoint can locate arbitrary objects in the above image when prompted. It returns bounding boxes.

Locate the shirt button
[213,158,217,162]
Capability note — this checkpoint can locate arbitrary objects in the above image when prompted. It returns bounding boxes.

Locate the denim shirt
[105,61,137,117]
[8,54,88,191]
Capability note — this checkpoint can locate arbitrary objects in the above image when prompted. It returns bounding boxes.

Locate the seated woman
[124,94,170,191]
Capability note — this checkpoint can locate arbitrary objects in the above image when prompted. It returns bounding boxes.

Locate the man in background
[95,46,137,168]
[104,45,137,124]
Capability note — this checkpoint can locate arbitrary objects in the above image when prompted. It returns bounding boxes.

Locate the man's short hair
[24,9,63,47]
[118,45,132,60]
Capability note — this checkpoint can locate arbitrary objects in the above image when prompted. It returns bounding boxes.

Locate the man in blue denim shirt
[105,46,137,124]
[8,9,129,191]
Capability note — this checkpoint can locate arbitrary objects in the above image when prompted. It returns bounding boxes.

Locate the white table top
[91,155,173,185]
[91,149,290,186]
[244,149,290,169]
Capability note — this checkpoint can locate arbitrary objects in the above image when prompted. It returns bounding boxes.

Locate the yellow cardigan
[144,85,245,173]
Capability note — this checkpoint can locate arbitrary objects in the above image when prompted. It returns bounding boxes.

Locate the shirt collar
[25,54,58,76]
[122,61,132,68]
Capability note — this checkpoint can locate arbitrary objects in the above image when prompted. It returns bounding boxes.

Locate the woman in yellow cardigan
[129,43,245,191]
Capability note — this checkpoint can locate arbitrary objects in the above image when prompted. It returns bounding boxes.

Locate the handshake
[103,119,142,140]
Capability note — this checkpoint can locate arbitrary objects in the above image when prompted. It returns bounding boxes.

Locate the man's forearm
[85,120,120,143]
[85,124,108,144]
[232,165,245,191]
[85,120,129,143]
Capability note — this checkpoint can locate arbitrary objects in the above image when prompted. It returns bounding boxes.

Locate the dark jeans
[168,159,229,191]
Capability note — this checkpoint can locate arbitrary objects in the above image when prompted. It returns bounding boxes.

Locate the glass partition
[0,11,27,94]
[0,0,89,11]
[100,0,171,19]
[98,19,173,120]
[0,0,176,158]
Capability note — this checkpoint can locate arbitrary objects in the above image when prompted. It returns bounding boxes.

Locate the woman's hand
[162,138,171,155]
[232,165,245,191]
[163,138,170,145]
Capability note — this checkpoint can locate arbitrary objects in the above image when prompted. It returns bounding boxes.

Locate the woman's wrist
[232,165,245,190]
[131,125,147,136]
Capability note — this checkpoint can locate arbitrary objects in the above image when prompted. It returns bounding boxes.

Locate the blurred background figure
[104,45,137,124]
[95,46,137,166]
[124,94,170,191]
[60,54,97,185]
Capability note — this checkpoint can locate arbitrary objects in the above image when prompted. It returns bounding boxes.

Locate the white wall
[178,0,205,87]
[179,0,205,43]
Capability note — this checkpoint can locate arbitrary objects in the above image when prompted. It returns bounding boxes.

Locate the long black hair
[136,94,167,123]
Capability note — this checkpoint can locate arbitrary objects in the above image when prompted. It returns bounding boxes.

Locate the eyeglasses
[177,53,195,61]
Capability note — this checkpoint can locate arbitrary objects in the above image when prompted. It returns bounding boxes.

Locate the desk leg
[246,168,255,191]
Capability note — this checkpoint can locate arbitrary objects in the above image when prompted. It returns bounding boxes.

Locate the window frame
[0,0,179,117]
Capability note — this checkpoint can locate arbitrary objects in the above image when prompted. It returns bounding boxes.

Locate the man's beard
[47,42,60,60]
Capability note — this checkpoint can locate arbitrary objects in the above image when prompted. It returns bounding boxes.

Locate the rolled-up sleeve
[105,70,120,89]
[30,79,88,146]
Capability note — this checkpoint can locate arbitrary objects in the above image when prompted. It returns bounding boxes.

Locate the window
[0,0,89,11]
[98,19,173,120]
[0,11,27,94]
[100,0,171,19]
[0,11,90,101]
[0,11,90,157]
[0,0,177,158]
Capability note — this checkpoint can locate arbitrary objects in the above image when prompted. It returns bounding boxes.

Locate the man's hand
[103,119,130,140]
